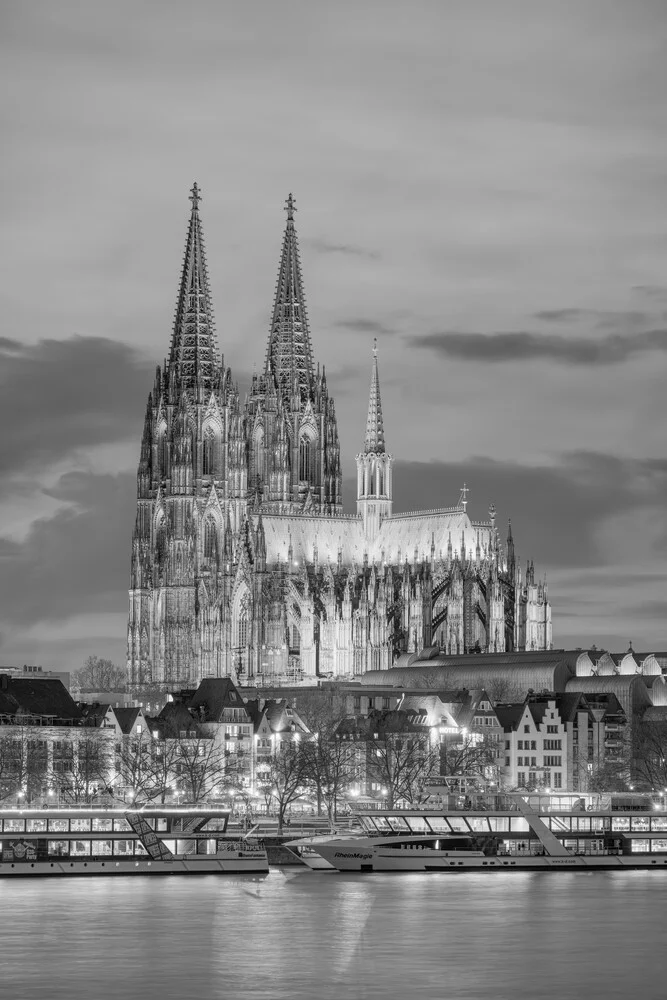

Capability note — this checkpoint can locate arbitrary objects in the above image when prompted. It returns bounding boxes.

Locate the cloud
[534,308,652,329]
[361,451,667,571]
[0,336,154,479]
[633,285,667,301]
[0,469,136,630]
[307,238,380,260]
[409,329,667,365]
[534,309,589,323]
[334,318,395,337]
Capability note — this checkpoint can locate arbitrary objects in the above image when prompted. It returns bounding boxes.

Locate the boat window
[372,817,392,832]
[71,819,91,832]
[71,840,91,856]
[26,819,47,832]
[48,818,69,833]
[156,819,168,832]
[113,819,131,832]
[92,819,113,832]
[448,817,469,833]
[487,817,509,832]
[631,817,650,832]
[424,816,450,833]
[114,840,134,856]
[510,817,529,833]
[590,817,610,832]
[651,839,667,852]
[611,818,630,832]
[135,842,148,855]
[467,817,490,833]
[549,816,570,832]
[96,840,113,856]
[3,819,25,832]
[651,817,667,832]
[572,818,590,832]
[387,816,410,832]
[631,839,650,853]
[404,816,429,833]
[359,817,377,833]
[47,841,69,856]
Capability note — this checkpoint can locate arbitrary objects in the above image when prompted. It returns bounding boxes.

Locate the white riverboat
[0,807,268,877]
[283,833,363,870]
[307,792,667,873]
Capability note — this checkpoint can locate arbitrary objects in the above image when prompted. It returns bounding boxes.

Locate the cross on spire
[189,182,202,210]
[459,483,469,511]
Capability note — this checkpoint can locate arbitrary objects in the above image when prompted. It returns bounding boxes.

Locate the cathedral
[126,186,552,689]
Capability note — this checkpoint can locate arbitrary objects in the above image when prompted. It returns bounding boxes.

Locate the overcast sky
[1,0,667,672]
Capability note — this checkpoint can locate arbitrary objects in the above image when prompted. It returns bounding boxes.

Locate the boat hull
[0,854,268,877]
[313,841,667,873]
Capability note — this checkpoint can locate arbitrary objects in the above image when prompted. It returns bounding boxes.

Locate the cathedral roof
[168,183,220,391]
[264,194,315,400]
[253,507,494,567]
[363,342,386,454]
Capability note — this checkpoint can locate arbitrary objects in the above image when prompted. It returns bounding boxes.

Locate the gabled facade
[497,698,566,790]
[127,188,552,691]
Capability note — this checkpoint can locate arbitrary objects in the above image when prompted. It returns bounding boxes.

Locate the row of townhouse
[339,683,629,793]
[0,673,309,803]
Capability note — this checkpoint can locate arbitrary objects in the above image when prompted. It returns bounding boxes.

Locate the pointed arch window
[290,625,301,652]
[299,432,316,484]
[233,591,250,648]
[203,518,217,560]
[253,427,265,484]
[158,431,168,478]
[202,427,216,476]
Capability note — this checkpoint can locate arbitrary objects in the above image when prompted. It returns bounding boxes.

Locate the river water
[1,869,664,1000]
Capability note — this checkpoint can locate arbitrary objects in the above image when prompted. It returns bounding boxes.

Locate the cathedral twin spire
[168,183,220,392]
[264,193,316,400]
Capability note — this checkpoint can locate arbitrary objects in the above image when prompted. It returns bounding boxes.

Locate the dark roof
[78,702,112,727]
[494,704,526,731]
[154,701,205,738]
[245,698,309,735]
[187,678,249,722]
[554,693,586,722]
[114,707,142,734]
[0,676,82,721]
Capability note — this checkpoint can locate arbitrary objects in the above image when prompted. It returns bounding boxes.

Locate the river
[0,868,663,999]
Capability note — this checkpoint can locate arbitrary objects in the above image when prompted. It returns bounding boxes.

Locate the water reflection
[0,870,664,999]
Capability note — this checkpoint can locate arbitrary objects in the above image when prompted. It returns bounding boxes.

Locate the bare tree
[116,734,162,803]
[629,721,667,791]
[366,714,442,808]
[0,730,49,803]
[171,736,227,804]
[301,732,360,823]
[55,735,114,803]
[256,744,309,833]
[73,655,126,694]
[440,733,499,782]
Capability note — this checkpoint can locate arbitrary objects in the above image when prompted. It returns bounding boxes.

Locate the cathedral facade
[127,186,552,689]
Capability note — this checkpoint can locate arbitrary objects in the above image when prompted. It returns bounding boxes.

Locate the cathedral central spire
[264,193,315,399]
[168,182,219,392]
[364,339,386,454]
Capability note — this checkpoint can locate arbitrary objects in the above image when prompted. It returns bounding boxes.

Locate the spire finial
[373,337,378,359]
[459,483,469,512]
[285,192,296,221]
[189,182,201,210]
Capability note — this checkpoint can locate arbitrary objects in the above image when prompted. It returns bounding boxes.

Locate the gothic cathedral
[127,186,552,688]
